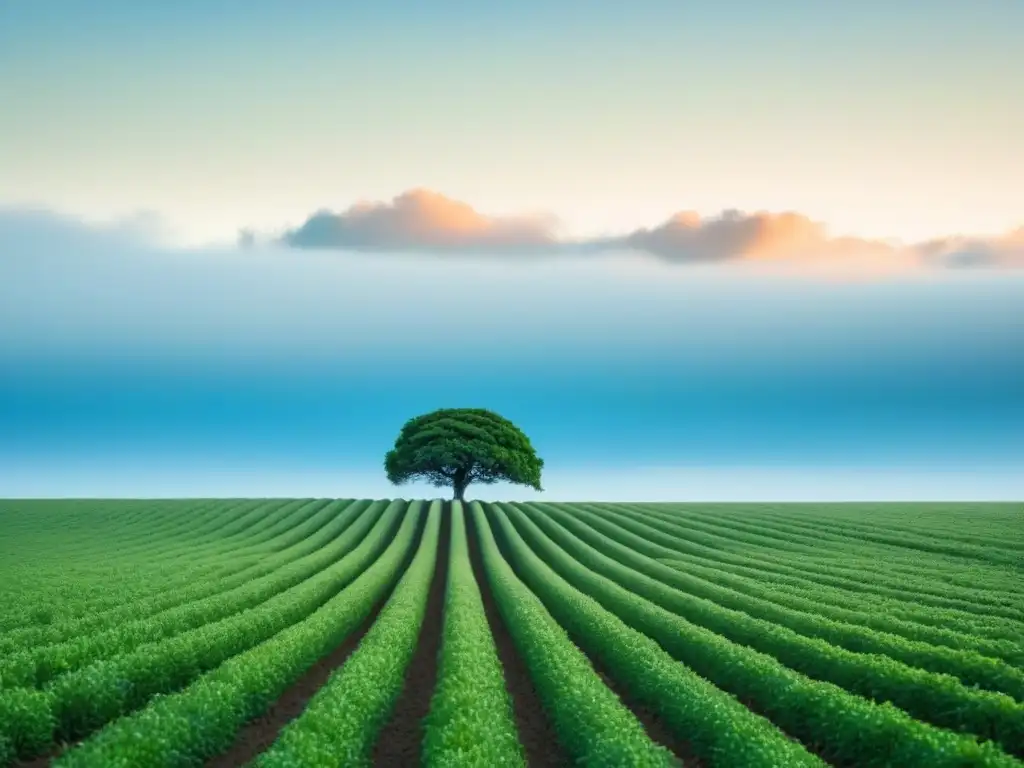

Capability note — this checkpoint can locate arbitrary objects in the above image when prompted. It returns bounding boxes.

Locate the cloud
[913,227,1024,269]
[3,203,1023,382]
[606,209,897,264]
[6,196,1022,276]
[279,189,1022,270]
[282,188,559,253]
[237,227,257,249]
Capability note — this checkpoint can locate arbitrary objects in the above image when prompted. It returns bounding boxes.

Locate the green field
[0,499,1021,767]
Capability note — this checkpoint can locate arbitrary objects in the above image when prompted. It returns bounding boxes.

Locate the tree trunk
[452,467,468,502]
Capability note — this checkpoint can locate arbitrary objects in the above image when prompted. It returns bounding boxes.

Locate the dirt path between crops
[13,747,61,767]
[465,503,567,768]
[15,509,402,768]
[489,502,701,767]
[370,501,452,766]
[590,661,702,767]
[203,505,431,768]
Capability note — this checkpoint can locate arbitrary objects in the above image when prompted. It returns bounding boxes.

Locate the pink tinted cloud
[613,209,895,263]
[283,188,558,252]
[278,188,1022,269]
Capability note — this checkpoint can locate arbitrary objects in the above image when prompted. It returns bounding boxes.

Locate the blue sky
[1,2,1022,499]
[2,211,1022,499]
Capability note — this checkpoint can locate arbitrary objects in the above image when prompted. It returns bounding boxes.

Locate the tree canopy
[384,408,544,501]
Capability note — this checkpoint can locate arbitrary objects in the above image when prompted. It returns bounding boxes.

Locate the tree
[384,408,544,501]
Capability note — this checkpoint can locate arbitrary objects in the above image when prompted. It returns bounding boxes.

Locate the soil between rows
[204,601,386,766]
[591,665,701,767]
[15,502,696,768]
[13,745,61,767]
[203,503,432,767]
[484,503,697,767]
[370,502,451,766]
[464,502,567,768]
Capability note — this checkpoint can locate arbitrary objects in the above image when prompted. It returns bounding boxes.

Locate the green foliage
[422,501,526,767]
[500,503,1022,767]
[580,503,1024,640]
[53,502,427,768]
[0,688,53,760]
[602,502,1024,622]
[523,503,1024,702]
[0,500,364,659]
[0,498,313,641]
[467,501,679,767]
[641,503,1023,593]
[485,502,825,767]
[0,500,371,687]
[572,508,1023,661]
[0,498,254,633]
[650,535,1024,663]
[253,501,442,767]
[614,503,1023,609]
[385,408,543,498]
[0,500,406,762]
[1,499,1022,768]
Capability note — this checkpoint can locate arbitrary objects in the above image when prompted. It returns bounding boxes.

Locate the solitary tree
[384,408,544,501]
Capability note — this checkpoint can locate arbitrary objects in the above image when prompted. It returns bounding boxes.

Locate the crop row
[6,497,267,583]
[0,498,250,622]
[484,502,825,767]
[581,503,1024,633]
[468,502,679,766]
[253,500,443,766]
[0,500,382,688]
[0,500,152,560]
[582,505,1023,642]
[0,499,410,763]
[596,502,1024,609]
[528,503,1024,694]
[669,502,1024,565]
[7,499,364,655]
[674,502,1024,556]
[641,504,1023,594]
[64,497,319,581]
[548,504,1024,664]
[147,497,337,570]
[3,498,1018,767]
[421,501,526,767]
[0,499,363,656]
[652,557,1022,648]
[649,502,1024,563]
[0,499,307,631]
[53,501,430,767]
[2,499,213,559]
[0,498,268,642]
[512,503,1024,754]
[3,500,347,628]
[494,503,1022,767]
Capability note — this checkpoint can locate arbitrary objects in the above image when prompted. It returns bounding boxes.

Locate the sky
[1,1,1022,500]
